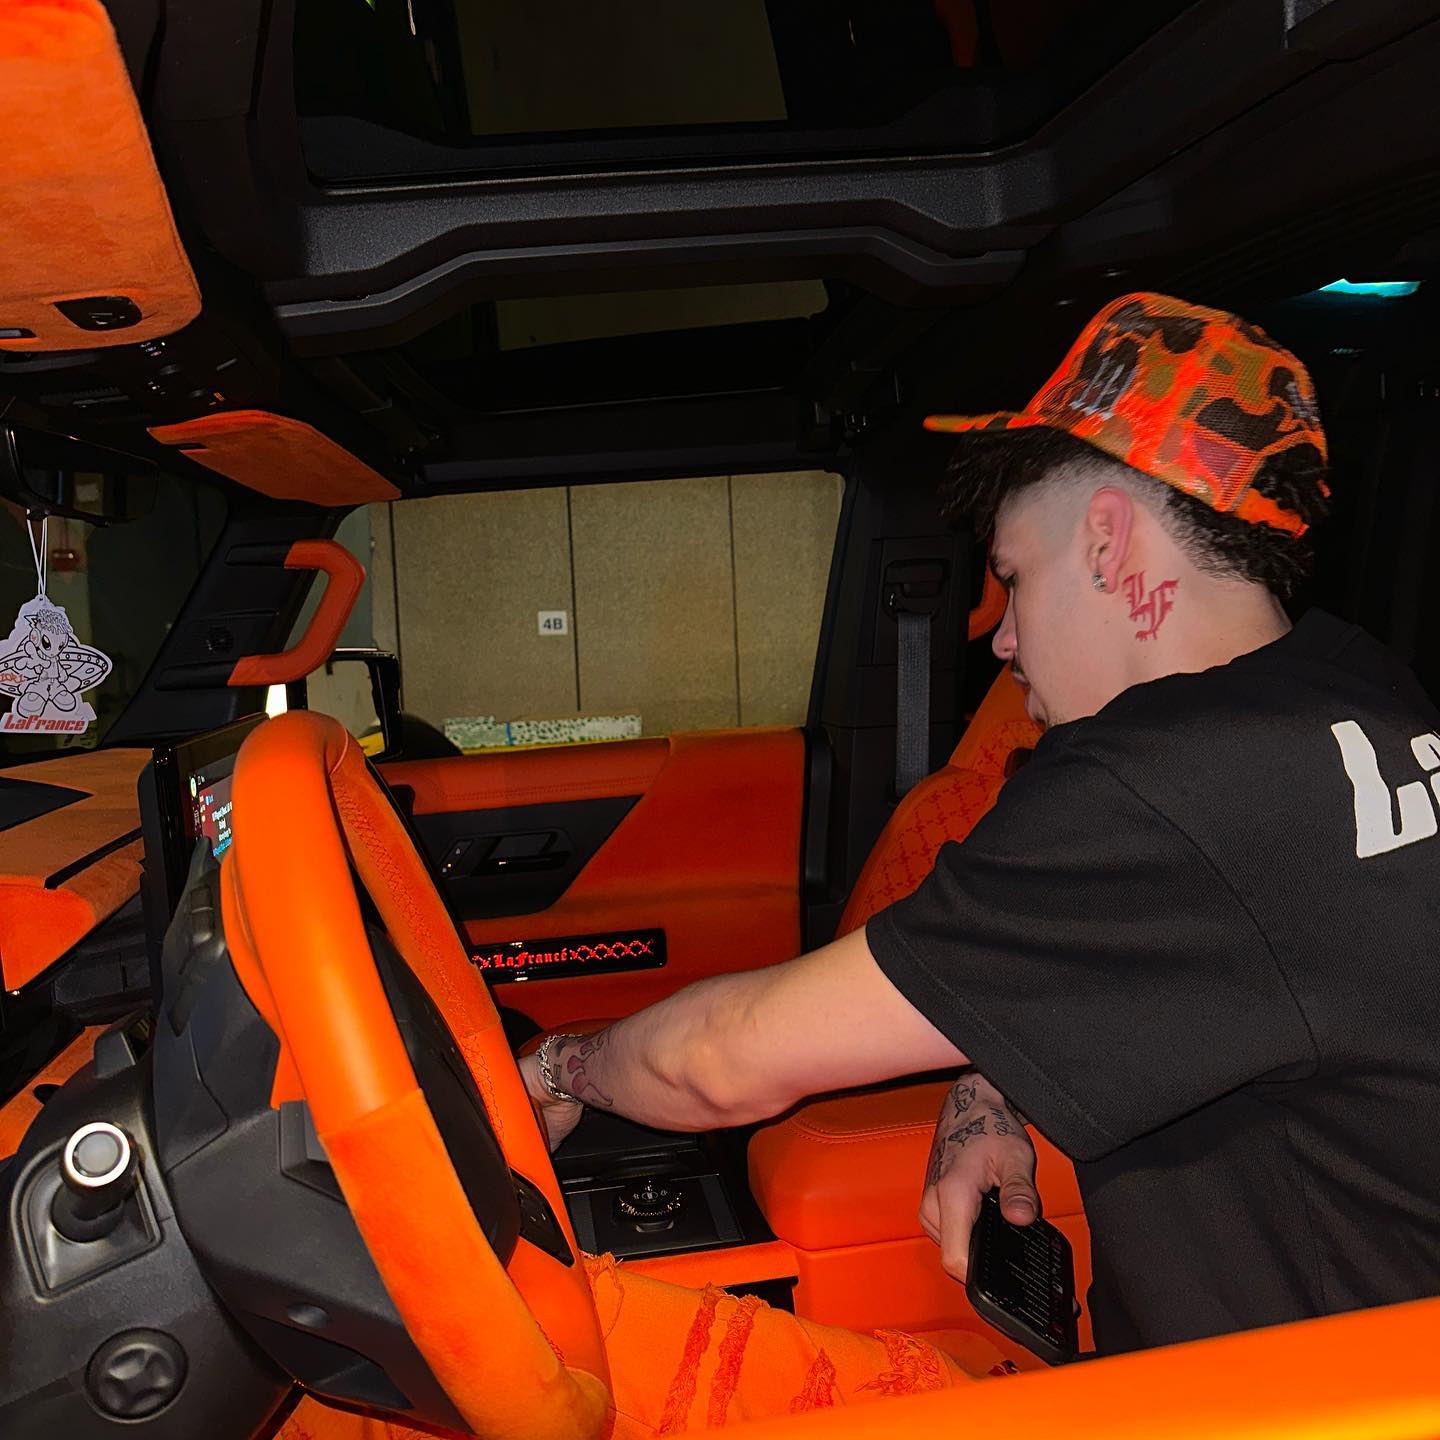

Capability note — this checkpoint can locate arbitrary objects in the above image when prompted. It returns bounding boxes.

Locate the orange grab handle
[228,539,364,688]
[968,566,1006,641]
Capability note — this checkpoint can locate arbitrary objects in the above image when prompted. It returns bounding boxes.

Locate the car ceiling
[3,0,1440,499]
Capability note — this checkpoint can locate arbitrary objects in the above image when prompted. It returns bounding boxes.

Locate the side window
[309,472,843,750]
[0,477,225,761]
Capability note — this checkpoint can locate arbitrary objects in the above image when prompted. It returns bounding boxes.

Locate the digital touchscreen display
[186,755,238,861]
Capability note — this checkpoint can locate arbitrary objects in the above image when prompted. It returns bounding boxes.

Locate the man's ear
[1084,487,1136,594]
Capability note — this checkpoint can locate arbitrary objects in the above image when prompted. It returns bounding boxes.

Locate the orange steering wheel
[219,710,611,1440]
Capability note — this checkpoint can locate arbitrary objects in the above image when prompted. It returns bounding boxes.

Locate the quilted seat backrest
[837,669,1041,937]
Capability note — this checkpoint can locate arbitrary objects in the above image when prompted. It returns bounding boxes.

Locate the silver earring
[1091,574,1107,592]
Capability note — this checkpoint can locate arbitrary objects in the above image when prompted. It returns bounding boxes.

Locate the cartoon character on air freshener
[0,595,112,734]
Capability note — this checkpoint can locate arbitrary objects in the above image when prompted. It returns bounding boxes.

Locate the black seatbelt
[895,610,932,795]
[884,560,946,796]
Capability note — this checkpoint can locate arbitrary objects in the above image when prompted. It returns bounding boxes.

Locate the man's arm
[520,926,970,1136]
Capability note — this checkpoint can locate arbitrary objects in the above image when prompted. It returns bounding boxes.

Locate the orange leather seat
[836,666,1040,936]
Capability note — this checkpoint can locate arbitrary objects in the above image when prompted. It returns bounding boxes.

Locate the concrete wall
[357,471,842,738]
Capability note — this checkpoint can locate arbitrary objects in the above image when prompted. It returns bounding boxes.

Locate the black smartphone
[965,1189,1079,1365]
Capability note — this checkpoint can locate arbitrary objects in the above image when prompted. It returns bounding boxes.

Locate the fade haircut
[938,427,1330,599]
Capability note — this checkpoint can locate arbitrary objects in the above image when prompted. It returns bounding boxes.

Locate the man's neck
[1126,577,1291,689]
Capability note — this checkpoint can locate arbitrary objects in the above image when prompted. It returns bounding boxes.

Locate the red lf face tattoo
[1122,572,1179,641]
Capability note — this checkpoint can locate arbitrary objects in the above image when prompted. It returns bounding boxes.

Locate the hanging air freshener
[0,517,112,735]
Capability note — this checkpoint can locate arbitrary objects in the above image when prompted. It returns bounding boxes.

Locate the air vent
[38,385,128,408]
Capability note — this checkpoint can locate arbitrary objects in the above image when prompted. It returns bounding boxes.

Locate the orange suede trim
[0,748,148,885]
[229,540,366,687]
[0,0,200,351]
[149,410,400,505]
[0,1026,102,1161]
[0,838,142,988]
[0,745,149,984]
[694,1297,1440,1440]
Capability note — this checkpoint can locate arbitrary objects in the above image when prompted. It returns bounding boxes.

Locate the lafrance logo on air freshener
[0,594,112,735]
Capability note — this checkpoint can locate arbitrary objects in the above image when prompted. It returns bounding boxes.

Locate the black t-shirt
[868,609,1440,1354]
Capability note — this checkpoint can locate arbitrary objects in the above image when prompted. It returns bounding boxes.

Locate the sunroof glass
[493,281,830,351]
[295,0,1195,150]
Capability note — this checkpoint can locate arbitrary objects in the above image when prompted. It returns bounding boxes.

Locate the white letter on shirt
[1331,720,1438,859]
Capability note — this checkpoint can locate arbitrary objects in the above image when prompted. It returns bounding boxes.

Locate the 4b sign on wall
[1331,719,1440,859]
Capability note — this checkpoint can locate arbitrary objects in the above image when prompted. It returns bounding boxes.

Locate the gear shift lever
[52,1122,138,1242]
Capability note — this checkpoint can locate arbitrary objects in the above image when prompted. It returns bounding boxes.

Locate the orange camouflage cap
[925,292,1330,536]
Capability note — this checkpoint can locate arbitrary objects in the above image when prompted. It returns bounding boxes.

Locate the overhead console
[0,0,199,352]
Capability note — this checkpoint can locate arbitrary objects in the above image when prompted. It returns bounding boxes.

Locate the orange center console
[747,1079,1094,1362]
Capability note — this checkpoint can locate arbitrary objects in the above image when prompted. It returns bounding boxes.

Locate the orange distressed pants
[278,1253,1011,1439]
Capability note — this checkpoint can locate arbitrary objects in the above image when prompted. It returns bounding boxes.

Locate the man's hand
[518,1050,584,1152]
[919,1072,1038,1282]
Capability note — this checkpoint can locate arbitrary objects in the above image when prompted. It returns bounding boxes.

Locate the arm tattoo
[555,1031,615,1109]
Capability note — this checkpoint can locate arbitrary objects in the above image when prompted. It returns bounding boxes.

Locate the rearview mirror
[0,425,159,524]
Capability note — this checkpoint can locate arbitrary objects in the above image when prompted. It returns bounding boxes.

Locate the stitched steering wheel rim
[221,709,610,1440]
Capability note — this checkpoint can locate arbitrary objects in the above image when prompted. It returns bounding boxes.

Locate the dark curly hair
[937,427,1330,599]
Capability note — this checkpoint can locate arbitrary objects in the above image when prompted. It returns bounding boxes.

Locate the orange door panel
[381,727,804,1031]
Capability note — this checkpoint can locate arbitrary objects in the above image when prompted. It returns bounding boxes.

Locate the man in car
[522,292,1440,1356]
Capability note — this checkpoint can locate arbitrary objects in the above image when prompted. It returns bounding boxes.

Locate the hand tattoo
[926,1079,979,1185]
[945,1116,988,1148]
[557,1031,615,1109]
[924,1076,1026,1187]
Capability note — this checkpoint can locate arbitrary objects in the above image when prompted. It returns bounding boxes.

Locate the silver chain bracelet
[534,1033,585,1103]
